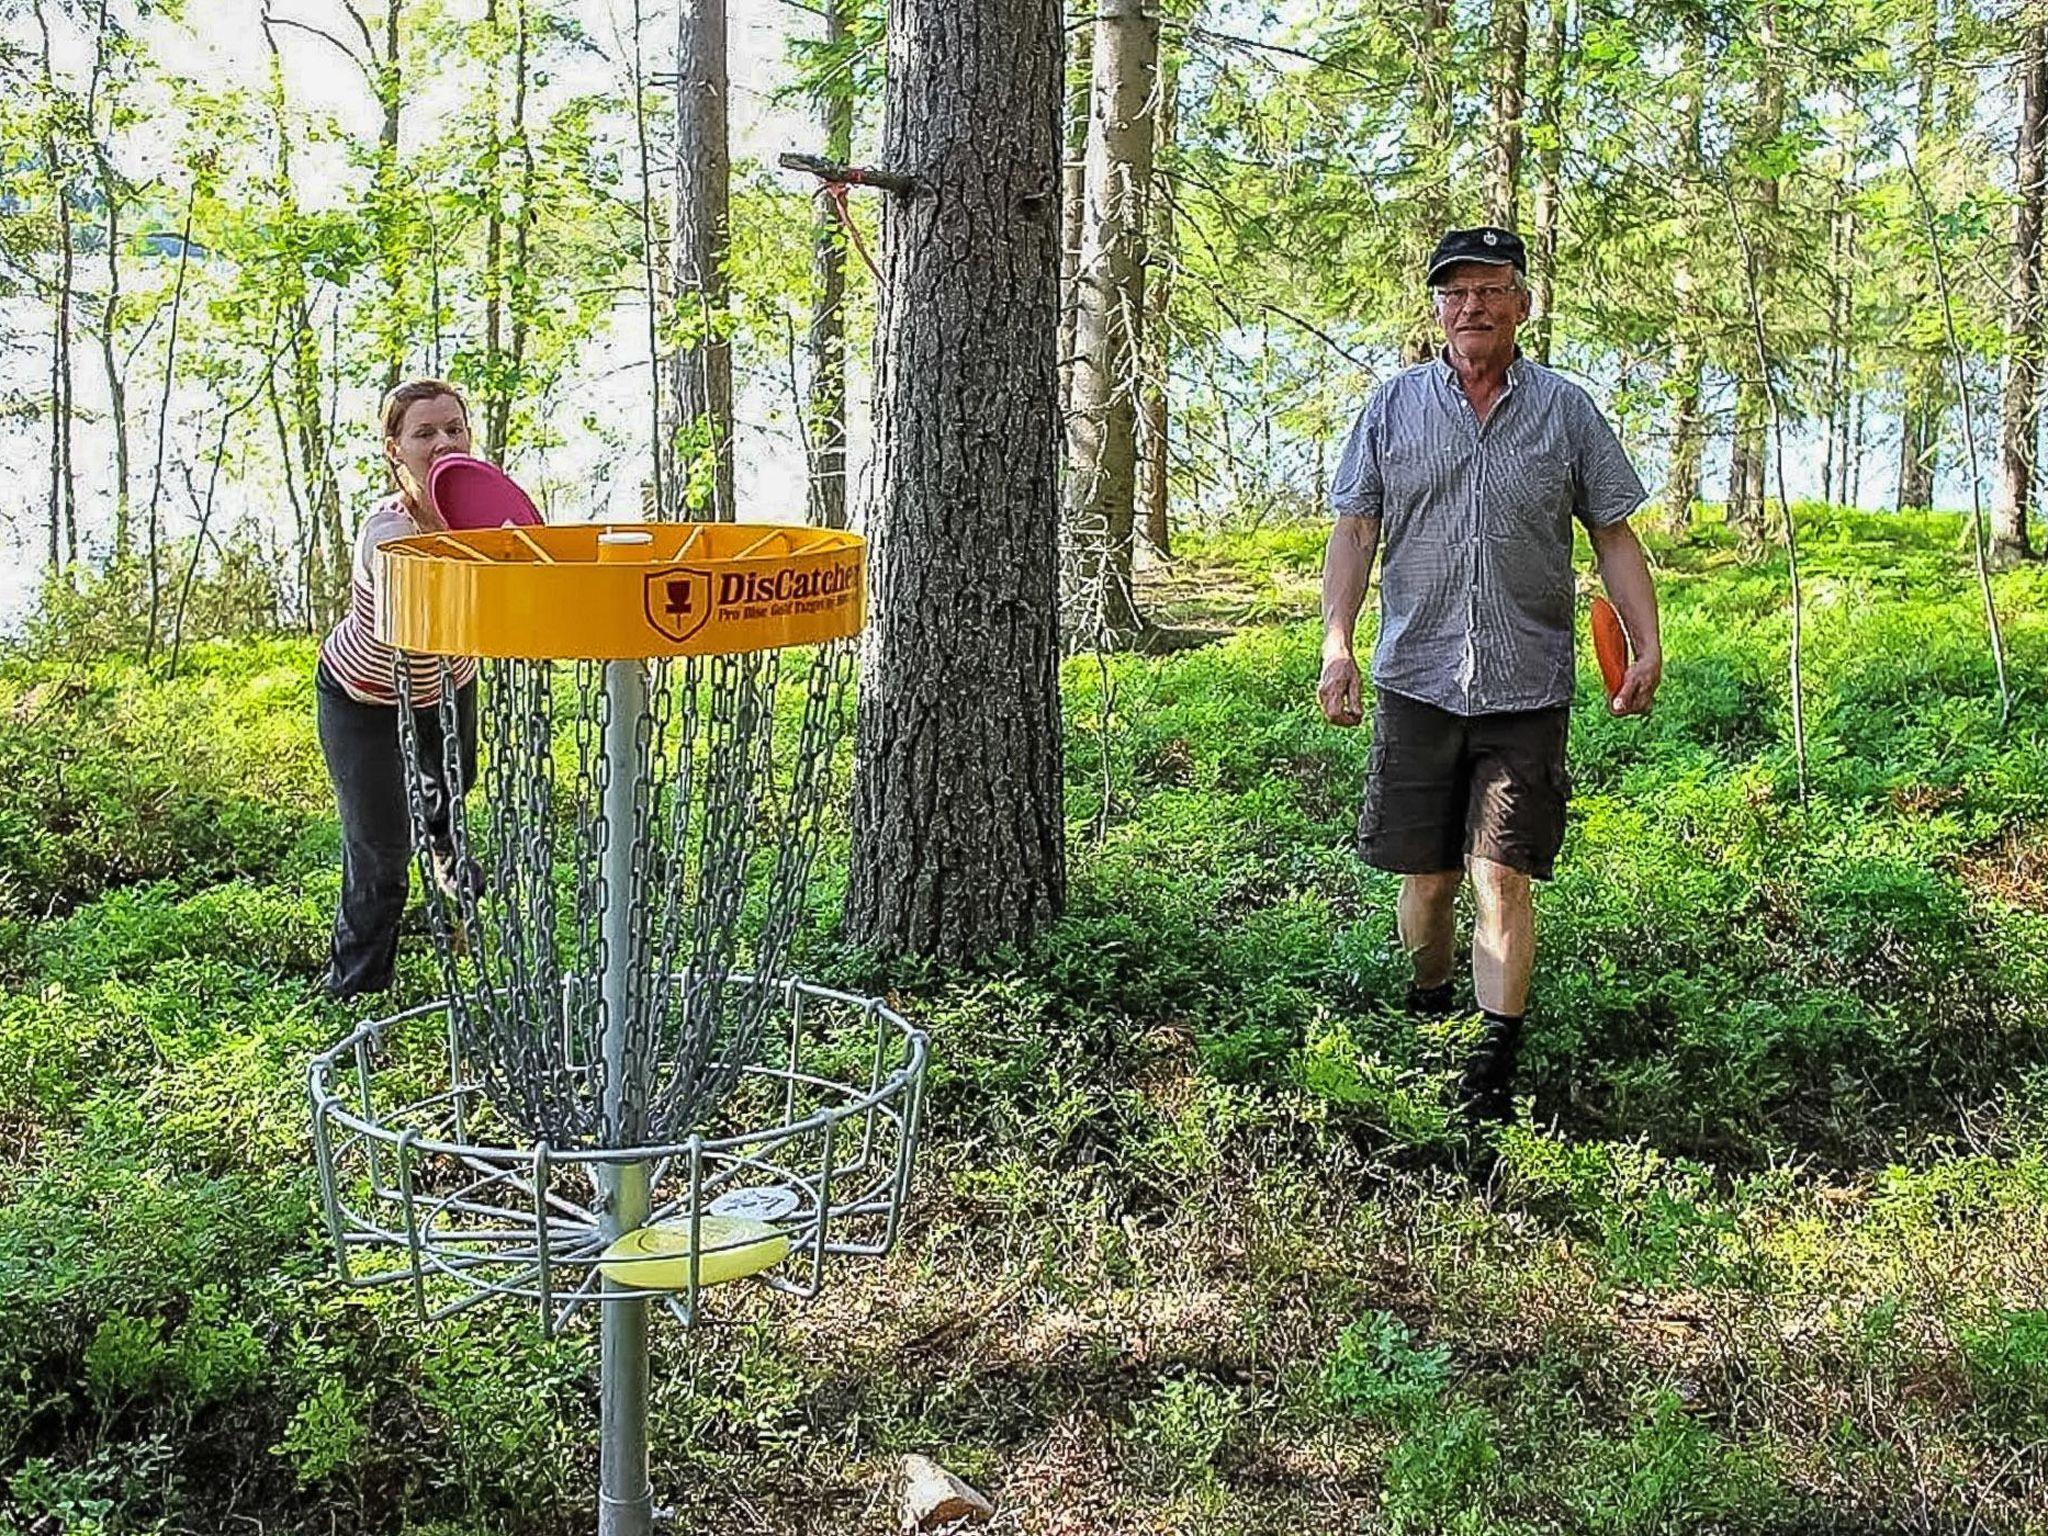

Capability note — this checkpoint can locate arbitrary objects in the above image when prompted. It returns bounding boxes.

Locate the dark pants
[316,663,477,999]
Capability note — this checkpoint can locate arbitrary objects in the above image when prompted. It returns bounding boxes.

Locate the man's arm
[1587,517,1661,716]
[1318,514,1381,726]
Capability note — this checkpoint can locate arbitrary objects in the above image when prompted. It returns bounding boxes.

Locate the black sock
[1405,980,1458,1018]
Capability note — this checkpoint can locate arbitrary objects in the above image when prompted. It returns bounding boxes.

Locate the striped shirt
[1330,353,1646,716]
[318,497,478,707]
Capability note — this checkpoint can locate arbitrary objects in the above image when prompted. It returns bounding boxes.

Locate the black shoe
[1457,1010,1524,1128]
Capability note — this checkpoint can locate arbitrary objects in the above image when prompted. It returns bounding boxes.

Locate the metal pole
[598,653,652,1536]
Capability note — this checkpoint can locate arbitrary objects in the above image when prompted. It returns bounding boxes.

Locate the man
[1317,227,1662,1126]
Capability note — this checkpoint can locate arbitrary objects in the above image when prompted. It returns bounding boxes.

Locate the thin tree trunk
[1139,43,1177,555]
[1064,0,1158,647]
[37,1,78,573]
[1994,20,2046,563]
[1484,0,1528,229]
[1725,0,1780,548]
[483,0,506,454]
[1403,0,1452,364]
[1527,0,1566,364]
[630,0,666,514]
[377,0,405,393]
[486,0,534,461]
[669,0,735,519]
[805,0,854,529]
[1896,33,1943,513]
[1661,8,1703,533]
[846,0,1065,959]
[1059,18,1092,422]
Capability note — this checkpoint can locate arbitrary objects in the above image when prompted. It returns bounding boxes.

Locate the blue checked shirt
[1330,354,1647,716]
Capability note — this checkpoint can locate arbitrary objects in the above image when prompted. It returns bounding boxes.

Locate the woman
[316,378,482,1000]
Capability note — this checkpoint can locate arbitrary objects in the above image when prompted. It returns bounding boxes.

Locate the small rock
[899,1453,994,1532]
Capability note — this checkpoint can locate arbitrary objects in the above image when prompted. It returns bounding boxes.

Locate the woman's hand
[395,458,449,532]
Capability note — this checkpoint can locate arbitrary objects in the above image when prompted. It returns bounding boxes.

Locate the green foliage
[1,515,2045,1531]
[1323,1310,1452,1424]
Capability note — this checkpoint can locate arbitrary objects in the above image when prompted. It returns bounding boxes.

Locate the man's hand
[1318,652,1365,727]
[1610,650,1661,716]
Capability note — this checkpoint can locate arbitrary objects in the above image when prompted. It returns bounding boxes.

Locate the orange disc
[1589,595,1629,699]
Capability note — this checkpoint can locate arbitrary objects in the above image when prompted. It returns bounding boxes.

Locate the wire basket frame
[310,976,925,1331]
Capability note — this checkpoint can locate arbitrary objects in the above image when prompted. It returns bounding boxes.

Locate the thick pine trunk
[803,0,854,529]
[1063,0,1158,647]
[1995,21,2047,563]
[669,0,735,519]
[1484,0,1527,229]
[846,0,1065,960]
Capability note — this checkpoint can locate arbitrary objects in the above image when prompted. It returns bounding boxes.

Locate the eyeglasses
[1434,282,1520,307]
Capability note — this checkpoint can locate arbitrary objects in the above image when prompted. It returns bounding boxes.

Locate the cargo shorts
[1357,689,1571,880]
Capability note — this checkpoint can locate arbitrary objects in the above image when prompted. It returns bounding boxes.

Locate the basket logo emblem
[645,566,714,643]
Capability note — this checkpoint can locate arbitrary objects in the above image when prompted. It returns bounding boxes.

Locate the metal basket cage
[310,975,928,1333]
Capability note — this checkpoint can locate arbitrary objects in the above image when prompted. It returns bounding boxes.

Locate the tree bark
[1994,20,2046,563]
[668,0,735,519]
[805,0,854,529]
[1661,9,1704,533]
[36,0,78,573]
[1059,18,1091,423]
[1527,0,1566,364]
[1725,0,1780,548]
[1485,0,1527,229]
[1139,42,1177,555]
[1896,31,1943,513]
[484,0,534,461]
[1063,0,1158,647]
[845,0,1065,960]
[1403,0,1453,363]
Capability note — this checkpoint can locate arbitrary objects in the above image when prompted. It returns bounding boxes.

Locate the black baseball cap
[1425,227,1528,285]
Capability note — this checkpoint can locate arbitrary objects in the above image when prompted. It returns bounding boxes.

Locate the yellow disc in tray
[597,1215,792,1291]
[375,522,865,660]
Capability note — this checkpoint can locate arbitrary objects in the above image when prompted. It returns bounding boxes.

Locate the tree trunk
[375,0,405,394]
[845,0,1065,960]
[1896,33,1943,514]
[1059,18,1091,423]
[1994,20,2046,563]
[1725,0,1780,548]
[668,0,735,519]
[1660,9,1703,533]
[1063,0,1158,648]
[36,1,78,573]
[1403,0,1452,364]
[1485,0,1527,229]
[630,0,667,514]
[484,0,534,461]
[1897,362,1942,510]
[805,0,854,529]
[1527,0,1566,364]
[1139,43,1177,555]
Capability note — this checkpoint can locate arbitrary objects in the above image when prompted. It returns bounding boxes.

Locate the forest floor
[3,510,2048,1534]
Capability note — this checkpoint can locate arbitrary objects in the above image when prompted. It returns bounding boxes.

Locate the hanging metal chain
[393,630,857,1152]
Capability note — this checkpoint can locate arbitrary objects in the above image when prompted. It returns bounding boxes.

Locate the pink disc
[427,454,542,530]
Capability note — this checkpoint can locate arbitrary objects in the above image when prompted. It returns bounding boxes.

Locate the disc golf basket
[308,516,928,1536]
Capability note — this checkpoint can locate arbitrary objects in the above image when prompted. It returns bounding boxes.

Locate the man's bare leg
[1467,856,1534,1015]
[1399,870,1463,993]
